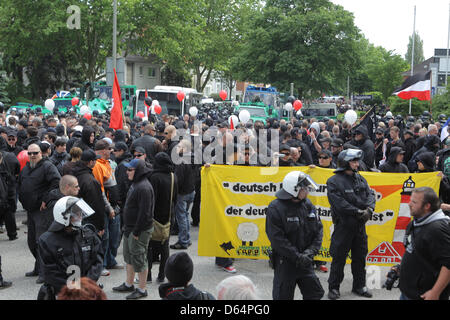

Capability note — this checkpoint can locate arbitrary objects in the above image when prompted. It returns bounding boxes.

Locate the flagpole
[409,5,416,115]
[446,2,450,88]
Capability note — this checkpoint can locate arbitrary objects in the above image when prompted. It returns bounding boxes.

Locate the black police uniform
[266,196,325,300]
[38,222,104,297]
[326,167,375,294]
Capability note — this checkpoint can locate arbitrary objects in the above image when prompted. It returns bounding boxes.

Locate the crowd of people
[0,105,449,300]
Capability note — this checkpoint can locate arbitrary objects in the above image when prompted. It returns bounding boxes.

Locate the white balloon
[228,115,239,127]
[296,110,303,117]
[189,106,198,117]
[45,99,55,112]
[151,100,159,106]
[344,109,358,125]
[80,105,90,115]
[284,103,293,111]
[239,109,251,124]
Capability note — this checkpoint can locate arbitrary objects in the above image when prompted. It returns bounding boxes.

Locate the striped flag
[441,117,450,142]
[393,70,431,101]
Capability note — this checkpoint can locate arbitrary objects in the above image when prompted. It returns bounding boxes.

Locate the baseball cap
[124,158,141,170]
[318,149,333,158]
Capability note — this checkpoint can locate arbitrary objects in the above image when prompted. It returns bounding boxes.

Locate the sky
[331,0,450,59]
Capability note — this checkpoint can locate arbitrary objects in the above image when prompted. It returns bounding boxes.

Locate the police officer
[326,149,376,300]
[38,196,104,299]
[266,171,325,300]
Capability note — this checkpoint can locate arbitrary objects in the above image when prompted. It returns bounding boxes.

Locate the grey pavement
[0,208,401,300]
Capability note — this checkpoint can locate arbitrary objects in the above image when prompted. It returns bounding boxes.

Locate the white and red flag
[393,70,431,101]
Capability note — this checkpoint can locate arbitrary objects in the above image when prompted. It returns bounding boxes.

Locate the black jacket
[148,153,178,225]
[399,210,450,300]
[0,158,15,211]
[379,146,409,173]
[18,158,61,213]
[347,125,375,169]
[403,136,417,165]
[73,126,95,151]
[38,224,104,295]
[123,159,154,237]
[49,151,70,176]
[71,162,105,232]
[174,154,195,195]
[159,283,215,300]
[266,198,323,267]
[326,171,376,227]
[131,134,160,163]
[114,152,133,211]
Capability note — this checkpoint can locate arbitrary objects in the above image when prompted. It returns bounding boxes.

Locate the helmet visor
[68,199,95,222]
[297,175,319,192]
[342,149,363,162]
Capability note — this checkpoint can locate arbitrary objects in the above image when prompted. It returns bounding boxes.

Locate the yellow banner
[198,165,440,266]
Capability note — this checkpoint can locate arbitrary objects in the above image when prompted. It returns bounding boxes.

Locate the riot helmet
[335,149,363,173]
[276,171,319,200]
[53,196,95,229]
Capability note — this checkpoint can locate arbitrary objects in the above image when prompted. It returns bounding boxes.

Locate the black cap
[81,149,98,162]
[318,149,332,158]
[331,138,343,147]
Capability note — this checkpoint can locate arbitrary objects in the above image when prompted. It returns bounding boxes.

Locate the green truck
[233,102,280,125]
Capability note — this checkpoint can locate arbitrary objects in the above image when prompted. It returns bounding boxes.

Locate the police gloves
[296,253,313,268]
[357,208,372,223]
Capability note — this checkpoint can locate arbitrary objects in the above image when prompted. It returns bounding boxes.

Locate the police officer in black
[266,171,325,300]
[326,149,376,300]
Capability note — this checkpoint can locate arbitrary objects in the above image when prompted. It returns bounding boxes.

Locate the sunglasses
[7,137,16,141]
[134,154,144,157]
[164,132,169,135]
[319,156,329,160]
[27,152,40,156]
[127,168,136,172]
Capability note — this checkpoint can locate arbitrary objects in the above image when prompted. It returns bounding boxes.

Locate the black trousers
[26,211,40,274]
[0,209,17,239]
[328,222,368,291]
[148,240,169,280]
[191,180,201,226]
[272,259,324,300]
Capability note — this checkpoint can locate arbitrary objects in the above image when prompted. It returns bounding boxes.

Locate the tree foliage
[405,31,425,67]
[232,0,363,98]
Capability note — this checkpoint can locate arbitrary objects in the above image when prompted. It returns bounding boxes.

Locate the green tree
[405,31,425,67]
[0,54,11,105]
[232,0,363,98]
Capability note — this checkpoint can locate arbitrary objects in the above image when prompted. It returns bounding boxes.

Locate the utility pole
[113,0,117,71]
[409,5,416,115]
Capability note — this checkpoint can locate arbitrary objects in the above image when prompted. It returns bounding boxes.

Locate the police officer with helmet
[37,196,104,299]
[266,171,325,300]
[326,149,376,300]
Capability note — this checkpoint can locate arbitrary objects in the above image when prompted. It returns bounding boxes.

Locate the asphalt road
[0,207,402,301]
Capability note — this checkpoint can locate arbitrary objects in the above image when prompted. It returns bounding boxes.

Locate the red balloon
[83,113,92,120]
[154,105,162,115]
[293,100,303,111]
[219,90,227,101]
[137,111,145,118]
[177,91,185,102]
[17,150,29,172]
[71,97,80,106]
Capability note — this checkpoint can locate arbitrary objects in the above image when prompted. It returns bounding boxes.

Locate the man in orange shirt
[94,139,122,276]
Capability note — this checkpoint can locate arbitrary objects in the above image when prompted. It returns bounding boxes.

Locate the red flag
[230,117,234,130]
[109,68,123,129]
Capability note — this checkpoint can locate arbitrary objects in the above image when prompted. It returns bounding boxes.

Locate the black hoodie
[348,125,375,169]
[123,159,154,237]
[71,161,105,232]
[148,153,178,225]
[158,283,215,300]
[379,147,409,173]
[73,126,95,151]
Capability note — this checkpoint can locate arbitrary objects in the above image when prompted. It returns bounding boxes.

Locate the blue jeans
[102,215,122,268]
[175,191,195,246]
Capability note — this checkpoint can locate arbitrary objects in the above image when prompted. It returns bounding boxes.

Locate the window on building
[139,66,143,76]
[148,67,156,78]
